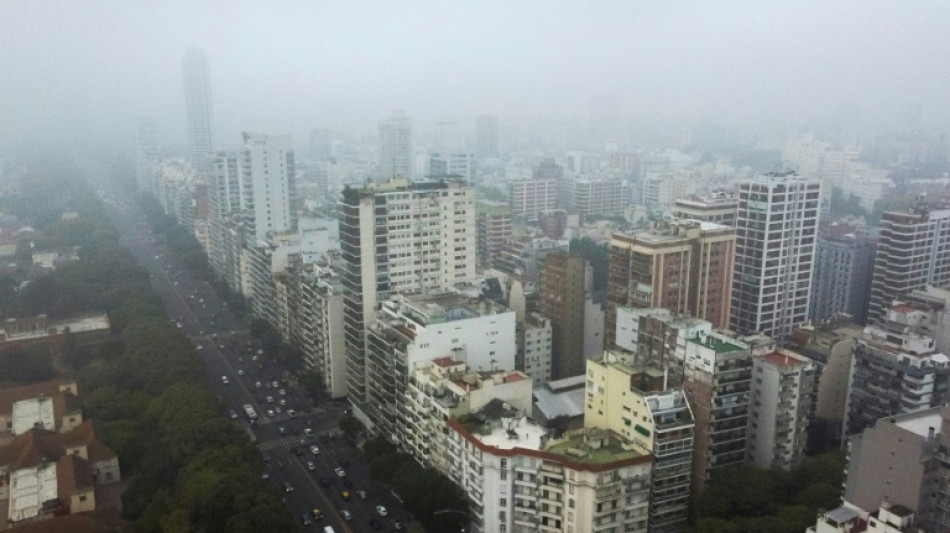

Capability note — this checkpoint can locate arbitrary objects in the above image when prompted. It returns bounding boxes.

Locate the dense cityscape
[2,3,950,533]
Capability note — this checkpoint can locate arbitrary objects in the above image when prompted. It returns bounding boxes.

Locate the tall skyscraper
[539,252,587,379]
[868,202,950,322]
[731,172,820,342]
[606,219,736,347]
[377,110,413,179]
[182,49,214,172]
[241,132,296,243]
[339,178,477,419]
[475,114,499,158]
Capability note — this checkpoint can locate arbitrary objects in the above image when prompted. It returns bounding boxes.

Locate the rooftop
[890,407,948,439]
[386,292,511,327]
[689,334,745,354]
[760,350,808,367]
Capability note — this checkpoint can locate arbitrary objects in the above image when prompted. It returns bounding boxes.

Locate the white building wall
[406,310,517,373]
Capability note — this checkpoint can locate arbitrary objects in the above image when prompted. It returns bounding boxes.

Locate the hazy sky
[2,1,949,151]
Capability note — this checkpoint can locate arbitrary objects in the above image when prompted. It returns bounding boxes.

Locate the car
[357,490,368,500]
[341,489,351,500]
[341,509,352,522]
[278,427,286,435]
[391,520,404,531]
[228,409,238,420]
[279,398,287,406]
[237,369,244,376]
[305,428,315,438]
[310,445,320,455]
[369,519,382,530]
[335,467,346,478]
[196,345,204,351]
[288,409,296,417]
[266,396,274,403]
[376,505,388,517]
[299,438,307,446]
[255,381,262,388]
[261,472,269,480]
[283,481,294,493]
[319,477,332,487]
[310,508,324,520]
[300,513,312,526]
[272,380,279,388]
[274,406,282,414]
[266,409,275,417]
[220,375,229,384]
[307,461,316,471]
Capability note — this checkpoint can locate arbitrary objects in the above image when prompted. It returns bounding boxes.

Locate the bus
[243,404,258,422]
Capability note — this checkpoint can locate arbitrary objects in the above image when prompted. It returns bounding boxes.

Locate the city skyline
[2,2,950,151]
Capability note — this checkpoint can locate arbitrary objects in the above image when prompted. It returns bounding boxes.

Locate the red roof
[761,351,805,367]
[432,357,459,368]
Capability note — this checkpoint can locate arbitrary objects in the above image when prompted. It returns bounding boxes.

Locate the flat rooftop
[1,314,110,341]
[689,335,745,354]
[760,351,807,367]
[892,408,946,438]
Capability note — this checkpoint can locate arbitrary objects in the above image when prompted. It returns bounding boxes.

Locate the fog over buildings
[1,1,950,152]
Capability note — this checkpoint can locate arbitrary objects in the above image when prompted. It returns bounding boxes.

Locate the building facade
[809,222,876,325]
[339,178,477,418]
[868,204,950,322]
[747,349,815,470]
[606,220,736,346]
[539,252,588,379]
[378,110,413,179]
[731,172,820,342]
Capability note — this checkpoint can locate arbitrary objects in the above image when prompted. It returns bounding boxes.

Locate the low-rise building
[0,380,81,438]
[0,315,111,356]
[0,421,119,524]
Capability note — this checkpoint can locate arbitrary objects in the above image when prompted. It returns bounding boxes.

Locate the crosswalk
[256,428,345,452]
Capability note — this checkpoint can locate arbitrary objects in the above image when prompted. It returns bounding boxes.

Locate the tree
[339,414,363,441]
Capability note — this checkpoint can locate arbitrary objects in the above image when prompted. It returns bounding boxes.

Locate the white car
[307,461,316,471]
[335,467,346,478]
[220,376,229,384]
[310,445,320,455]
[376,505,388,517]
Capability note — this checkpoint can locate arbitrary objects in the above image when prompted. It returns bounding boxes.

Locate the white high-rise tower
[182,49,214,172]
[241,132,296,243]
[731,172,820,342]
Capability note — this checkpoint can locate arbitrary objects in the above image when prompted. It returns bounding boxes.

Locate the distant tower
[182,49,215,172]
[476,115,499,158]
[377,110,413,179]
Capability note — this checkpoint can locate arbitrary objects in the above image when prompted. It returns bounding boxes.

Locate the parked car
[376,505,388,517]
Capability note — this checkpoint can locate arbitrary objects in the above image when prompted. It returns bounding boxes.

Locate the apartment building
[747,349,815,470]
[403,357,533,471]
[606,219,736,346]
[339,178,477,418]
[586,354,695,533]
[844,300,950,437]
[868,203,950,322]
[517,312,553,384]
[809,221,876,325]
[292,263,347,398]
[508,178,559,221]
[446,401,653,533]
[609,308,757,494]
[539,252,588,379]
[476,201,512,268]
[364,292,515,439]
[564,178,625,217]
[837,407,950,531]
[732,172,820,342]
[672,191,738,226]
[787,318,864,445]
